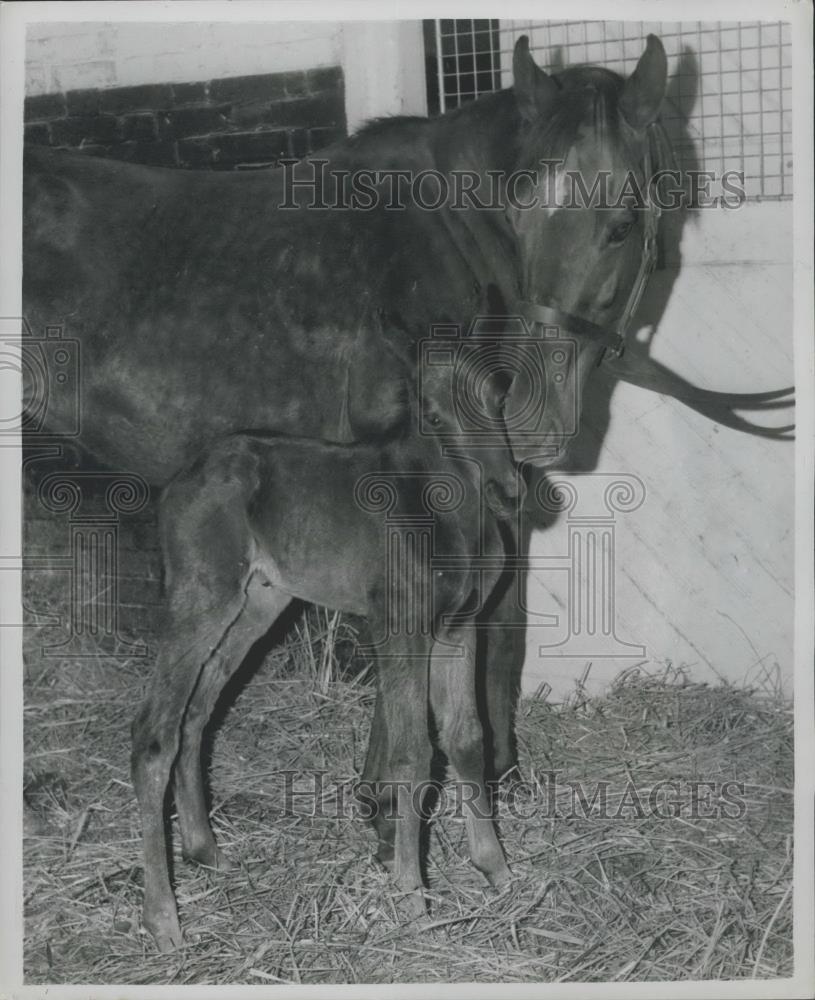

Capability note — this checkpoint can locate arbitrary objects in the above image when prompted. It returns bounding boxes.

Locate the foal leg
[431,625,511,887]
[132,444,265,952]
[366,636,433,917]
[174,577,291,870]
[359,685,396,867]
[482,501,537,778]
[481,553,529,778]
[131,596,250,953]
[482,615,524,778]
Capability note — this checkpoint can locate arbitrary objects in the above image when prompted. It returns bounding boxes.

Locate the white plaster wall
[25,21,343,95]
[521,202,795,700]
[341,21,427,132]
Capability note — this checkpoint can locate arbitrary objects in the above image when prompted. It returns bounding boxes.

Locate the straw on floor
[23,605,793,985]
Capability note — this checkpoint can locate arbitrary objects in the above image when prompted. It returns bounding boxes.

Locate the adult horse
[24,35,674,476]
[23,36,790,788]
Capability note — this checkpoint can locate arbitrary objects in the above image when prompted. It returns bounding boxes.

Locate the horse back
[21,145,479,482]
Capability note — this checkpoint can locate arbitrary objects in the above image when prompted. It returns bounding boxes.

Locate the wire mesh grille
[433,19,792,200]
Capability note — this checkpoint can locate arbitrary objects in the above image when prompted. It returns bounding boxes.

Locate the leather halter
[515,130,661,363]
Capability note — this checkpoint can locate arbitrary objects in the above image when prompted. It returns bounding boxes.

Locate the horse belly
[252,523,375,618]
[247,453,380,616]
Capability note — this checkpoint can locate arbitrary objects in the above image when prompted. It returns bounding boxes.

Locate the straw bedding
[23,605,793,985]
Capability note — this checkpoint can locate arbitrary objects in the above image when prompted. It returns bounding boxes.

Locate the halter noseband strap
[514,301,626,356]
[515,130,661,363]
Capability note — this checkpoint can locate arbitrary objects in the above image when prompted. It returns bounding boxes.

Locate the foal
[131,349,521,952]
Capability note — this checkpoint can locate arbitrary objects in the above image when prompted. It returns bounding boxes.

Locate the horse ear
[478,367,511,416]
[619,34,668,129]
[345,318,412,438]
[512,35,558,122]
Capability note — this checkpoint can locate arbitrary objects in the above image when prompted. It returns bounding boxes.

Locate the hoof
[486,861,513,889]
[472,847,512,889]
[144,908,184,954]
[183,843,237,872]
[492,761,521,784]
[375,839,395,870]
[396,888,428,922]
[376,854,395,875]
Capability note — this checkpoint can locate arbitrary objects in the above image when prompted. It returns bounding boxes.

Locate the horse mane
[352,115,431,137]
[340,115,436,170]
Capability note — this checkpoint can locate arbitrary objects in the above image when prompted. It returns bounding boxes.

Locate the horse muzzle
[484,475,527,520]
[507,432,571,470]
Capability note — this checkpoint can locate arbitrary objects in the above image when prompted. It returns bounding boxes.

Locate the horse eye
[608,220,634,245]
[429,412,443,427]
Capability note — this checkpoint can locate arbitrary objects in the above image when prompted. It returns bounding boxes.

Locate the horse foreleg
[481,570,527,779]
[431,626,511,887]
[359,684,395,867]
[365,635,433,919]
[482,604,526,778]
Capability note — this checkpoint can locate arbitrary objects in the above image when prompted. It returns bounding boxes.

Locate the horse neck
[338,95,523,316]
[391,426,452,477]
[428,91,524,310]
[392,429,503,492]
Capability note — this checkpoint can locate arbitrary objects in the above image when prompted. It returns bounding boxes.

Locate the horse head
[346,315,522,520]
[417,341,523,521]
[502,34,670,467]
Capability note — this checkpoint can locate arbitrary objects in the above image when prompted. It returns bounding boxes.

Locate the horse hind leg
[174,574,291,871]
[132,441,271,952]
[131,597,251,953]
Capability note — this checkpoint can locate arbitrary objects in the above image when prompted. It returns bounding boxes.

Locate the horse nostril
[485,479,522,519]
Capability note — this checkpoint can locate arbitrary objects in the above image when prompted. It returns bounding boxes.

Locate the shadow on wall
[565,45,701,478]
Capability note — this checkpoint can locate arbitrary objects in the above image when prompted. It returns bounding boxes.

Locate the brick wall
[23,65,345,168]
[23,65,346,662]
